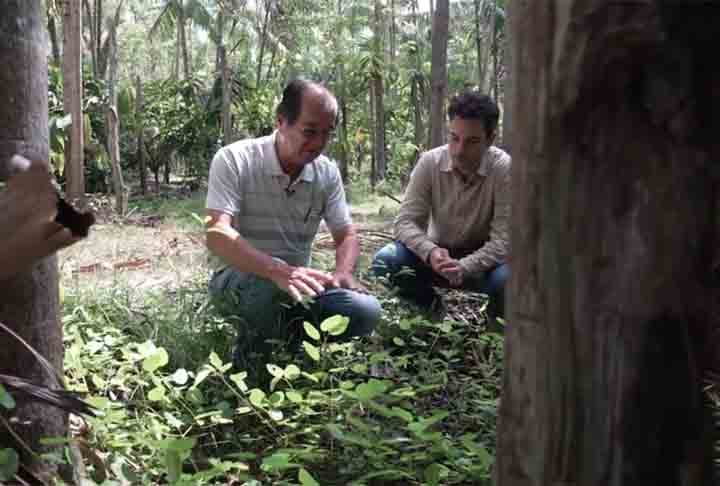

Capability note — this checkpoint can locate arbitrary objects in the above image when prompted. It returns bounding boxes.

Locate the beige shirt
[394,144,511,275]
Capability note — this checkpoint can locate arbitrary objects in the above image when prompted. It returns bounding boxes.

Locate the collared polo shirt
[206,132,352,267]
[394,144,511,275]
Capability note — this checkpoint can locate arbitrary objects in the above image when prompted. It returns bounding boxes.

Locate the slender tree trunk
[497,2,720,485]
[95,0,102,73]
[335,0,349,185]
[372,0,386,184]
[428,0,449,149]
[136,75,147,196]
[491,0,499,99]
[179,7,189,80]
[220,46,233,145]
[256,0,271,87]
[63,0,85,203]
[368,85,376,188]
[106,8,126,214]
[474,0,486,91]
[0,3,67,481]
[500,0,513,151]
[47,5,61,67]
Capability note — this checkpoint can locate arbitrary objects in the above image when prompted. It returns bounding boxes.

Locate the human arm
[457,154,511,276]
[330,223,362,289]
[394,154,441,264]
[206,210,334,301]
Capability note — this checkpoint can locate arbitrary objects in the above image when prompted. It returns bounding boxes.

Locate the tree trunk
[179,7,189,80]
[497,2,720,486]
[499,0,512,151]
[136,75,147,196]
[490,0,499,100]
[0,3,67,481]
[474,0,486,91]
[106,11,126,215]
[371,0,386,185]
[47,5,61,67]
[427,0,449,149]
[255,0,272,87]
[220,46,233,145]
[63,0,85,203]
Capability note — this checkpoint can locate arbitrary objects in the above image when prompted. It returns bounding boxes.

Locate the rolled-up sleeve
[394,155,438,262]
[459,155,511,274]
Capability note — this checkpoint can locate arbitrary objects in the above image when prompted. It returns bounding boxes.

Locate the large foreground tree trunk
[498,2,720,486]
[0,3,68,481]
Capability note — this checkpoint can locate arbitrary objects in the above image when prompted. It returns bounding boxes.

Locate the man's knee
[371,241,417,278]
[315,288,381,338]
[487,263,509,296]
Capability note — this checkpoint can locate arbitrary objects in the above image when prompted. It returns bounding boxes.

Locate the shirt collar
[439,145,491,177]
[264,131,316,182]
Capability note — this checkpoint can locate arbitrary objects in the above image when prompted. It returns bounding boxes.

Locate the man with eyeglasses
[206,79,381,374]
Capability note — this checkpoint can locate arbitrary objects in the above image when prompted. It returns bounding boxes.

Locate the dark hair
[276,78,337,125]
[447,90,500,138]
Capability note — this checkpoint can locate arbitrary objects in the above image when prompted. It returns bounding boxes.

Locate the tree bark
[499,0,513,151]
[0,3,68,481]
[106,7,126,214]
[255,0,272,87]
[427,0,449,149]
[474,0,486,91]
[47,4,61,67]
[136,75,147,196]
[497,2,720,486]
[371,0,386,185]
[220,46,233,145]
[62,0,85,203]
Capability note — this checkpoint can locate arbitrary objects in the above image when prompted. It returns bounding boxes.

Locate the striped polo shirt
[206,131,352,268]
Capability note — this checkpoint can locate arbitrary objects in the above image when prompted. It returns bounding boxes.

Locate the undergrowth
[60,273,503,485]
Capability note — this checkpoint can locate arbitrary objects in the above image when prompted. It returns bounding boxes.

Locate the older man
[206,79,381,370]
[372,90,510,329]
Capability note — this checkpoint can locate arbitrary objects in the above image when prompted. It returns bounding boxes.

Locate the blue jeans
[210,265,381,373]
[371,241,507,327]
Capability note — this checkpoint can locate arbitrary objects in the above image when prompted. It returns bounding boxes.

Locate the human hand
[429,247,464,287]
[330,271,364,291]
[273,265,335,302]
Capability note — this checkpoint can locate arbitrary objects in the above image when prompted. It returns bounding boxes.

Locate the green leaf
[0,385,16,410]
[143,348,169,373]
[230,372,248,392]
[166,438,196,452]
[261,452,291,471]
[355,379,389,401]
[424,463,450,484]
[209,351,223,370]
[303,321,321,341]
[320,315,350,336]
[266,363,284,378]
[393,337,406,346]
[148,386,166,402]
[171,368,189,385]
[298,467,320,486]
[284,364,301,380]
[249,389,266,407]
[0,448,19,481]
[303,341,320,362]
[166,449,182,483]
[191,367,212,389]
[286,391,303,403]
